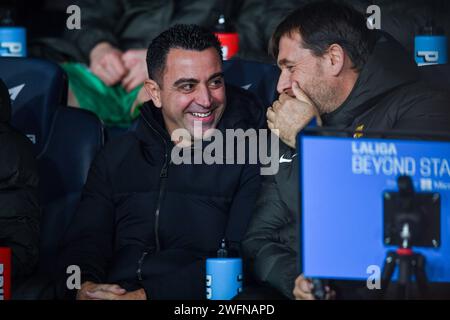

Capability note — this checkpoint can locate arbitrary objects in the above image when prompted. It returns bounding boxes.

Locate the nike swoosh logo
[241,83,252,90]
[279,153,297,163]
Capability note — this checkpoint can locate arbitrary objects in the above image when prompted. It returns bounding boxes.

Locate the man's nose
[195,84,212,108]
[276,70,292,95]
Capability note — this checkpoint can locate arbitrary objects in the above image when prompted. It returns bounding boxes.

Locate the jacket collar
[321,32,419,128]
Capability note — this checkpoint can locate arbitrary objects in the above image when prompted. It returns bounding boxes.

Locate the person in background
[57,0,267,128]
[0,78,40,282]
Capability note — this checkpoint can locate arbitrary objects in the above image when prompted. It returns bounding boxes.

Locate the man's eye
[180,84,194,91]
[210,78,224,88]
[286,66,294,72]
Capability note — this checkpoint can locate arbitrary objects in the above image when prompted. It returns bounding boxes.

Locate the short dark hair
[147,24,223,85]
[270,1,376,71]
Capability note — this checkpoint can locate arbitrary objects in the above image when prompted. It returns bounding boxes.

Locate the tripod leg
[397,255,412,299]
[381,251,396,293]
[414,254,428,298]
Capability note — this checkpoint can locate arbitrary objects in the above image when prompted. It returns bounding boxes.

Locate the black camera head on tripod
[384,175,441,249]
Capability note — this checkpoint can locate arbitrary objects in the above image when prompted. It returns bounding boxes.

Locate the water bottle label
[415,35,447,66]
[206,258,243,300]
[0,27,27,57]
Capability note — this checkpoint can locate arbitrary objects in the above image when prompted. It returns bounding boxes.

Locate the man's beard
[304,70,339,115]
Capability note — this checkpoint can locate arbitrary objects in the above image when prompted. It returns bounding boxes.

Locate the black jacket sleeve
[56,150,115,298]
[0,128,40,279]
[242,146,298,300]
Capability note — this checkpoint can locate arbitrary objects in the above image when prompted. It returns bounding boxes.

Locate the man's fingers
[122,52,142,70]
[109,54,127,78]
[299,279,313,293]
[266,107,275,122]
[98,284,126,294]
[85,284,126,300]
[86,290,120,300]
[96,60,119,85]
[122,49,147,68]
[89,284,126,295]
[292,81,322,125]
[267,120,276,132]
[103,61,123,85]
[122,68,142,92]
[121,51,136,69]
[89,44,125,85]
[77,281,125,300]
[122,64,147,92]
[292,81,313,105]
[293,289,315,300]
[293,285,315,300]
[94,66,114,86]
[109,284,126,295]
[278,92,292,104]
[292,275,315,300]
[123,59,135,70]
[128,78,143,92]
[122,72,134,91]
[272,100,281,111]
[102,59,118,78]
[295,275,313,293]
[123,76,140,92]
[100,54,126,85]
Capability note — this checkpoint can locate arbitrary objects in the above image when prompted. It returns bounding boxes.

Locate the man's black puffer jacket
[57,85,264,299]
[0,79,40,279]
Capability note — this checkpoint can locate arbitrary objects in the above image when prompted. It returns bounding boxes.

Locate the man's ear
[144,79,162,108]
[324,43,345,77]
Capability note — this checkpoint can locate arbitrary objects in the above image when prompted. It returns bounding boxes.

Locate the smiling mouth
[190,111,212,118]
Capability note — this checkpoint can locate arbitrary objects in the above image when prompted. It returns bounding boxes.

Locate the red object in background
[0,247,11,300]
[396,248,414,256]
[213,6,239,60]
[215,32,239,60]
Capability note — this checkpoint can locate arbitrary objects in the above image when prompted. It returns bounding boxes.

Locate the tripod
[381,175,437,300]
[381,247,428,299]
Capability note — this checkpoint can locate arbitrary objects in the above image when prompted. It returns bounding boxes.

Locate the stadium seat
[0,58,104,298]
[0,57,68,154]
[223,59,280,108]
[36,106,104,275]
[418,64,450,93]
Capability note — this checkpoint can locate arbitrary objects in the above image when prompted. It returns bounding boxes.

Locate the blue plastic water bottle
[414,21,447,66]
[0,7,27,57]
[206,239,243,300]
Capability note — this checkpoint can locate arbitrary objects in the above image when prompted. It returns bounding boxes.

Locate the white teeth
[191,111,212,118]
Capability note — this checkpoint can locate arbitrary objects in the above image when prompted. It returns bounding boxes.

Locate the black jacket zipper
[136,114,170,281]
[136,154,169,281]
[154,152,169,253]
